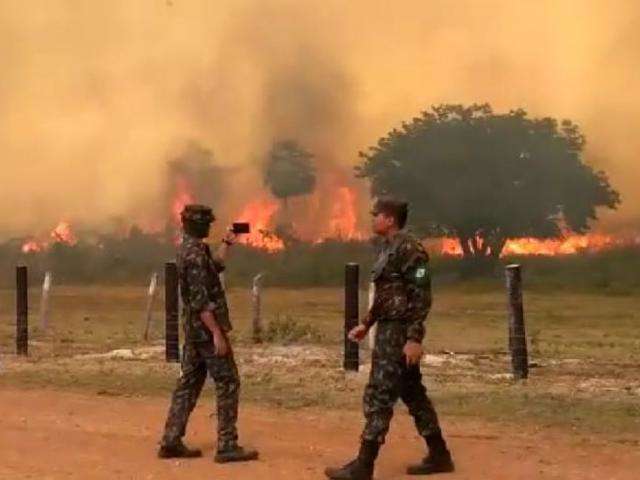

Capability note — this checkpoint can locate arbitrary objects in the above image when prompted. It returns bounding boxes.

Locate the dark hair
[373,197,409,229]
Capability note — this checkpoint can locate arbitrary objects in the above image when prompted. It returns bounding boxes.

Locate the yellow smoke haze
[1,0,638,237]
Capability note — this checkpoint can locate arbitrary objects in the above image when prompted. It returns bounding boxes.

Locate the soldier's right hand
[348,325,368,343]
[213,331,229,357]
[222,229,238,246]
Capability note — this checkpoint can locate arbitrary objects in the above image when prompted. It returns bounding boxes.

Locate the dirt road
[1,388,637,480]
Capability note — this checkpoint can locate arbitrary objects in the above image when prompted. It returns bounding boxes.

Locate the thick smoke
[1,0,639,238]
[191,1,366,238]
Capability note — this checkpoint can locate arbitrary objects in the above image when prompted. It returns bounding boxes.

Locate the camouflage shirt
[365,231,432,343]
[177,234,231,341]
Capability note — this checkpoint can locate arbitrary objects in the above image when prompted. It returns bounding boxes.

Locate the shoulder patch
[413,261,430,287]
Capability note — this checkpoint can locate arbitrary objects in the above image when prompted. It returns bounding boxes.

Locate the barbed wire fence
[1,262,536,379]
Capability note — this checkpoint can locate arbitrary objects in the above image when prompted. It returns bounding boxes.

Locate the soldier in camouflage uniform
[158,204,258,463]
[326,198,454,480]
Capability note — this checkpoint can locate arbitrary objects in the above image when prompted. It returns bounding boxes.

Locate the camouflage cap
[180,204,216,224]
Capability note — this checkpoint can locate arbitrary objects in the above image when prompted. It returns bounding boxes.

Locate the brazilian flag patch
[414,264,429,286]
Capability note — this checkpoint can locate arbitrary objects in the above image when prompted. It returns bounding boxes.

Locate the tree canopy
[356,103,620,258]
[264,140,316,202]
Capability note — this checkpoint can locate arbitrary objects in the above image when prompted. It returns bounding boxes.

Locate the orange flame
[235,199,284,252]
[21,240,42,254]
[171,177,194,225]
[50,221,78,245]
[325,187,366,241]
[21,220,78,253]
[440,238,463,256]
[439,233,622,257]
[502,234,614,256]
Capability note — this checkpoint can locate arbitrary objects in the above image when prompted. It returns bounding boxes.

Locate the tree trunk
[480,237,491,257]
[459,235,473,258]
[490,236,507,259]
[471,236,481,256]
[468,235,491,258]
[457,233,501,277]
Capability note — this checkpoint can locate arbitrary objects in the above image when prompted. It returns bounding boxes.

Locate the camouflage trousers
[161,340,240,450]
[361,320,441,444]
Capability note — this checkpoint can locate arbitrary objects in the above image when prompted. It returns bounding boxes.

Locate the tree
[356,103,620,259]
[264,140,316,209]
[167,141,227,222]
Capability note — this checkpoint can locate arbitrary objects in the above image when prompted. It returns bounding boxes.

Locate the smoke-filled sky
[1,0,639,237]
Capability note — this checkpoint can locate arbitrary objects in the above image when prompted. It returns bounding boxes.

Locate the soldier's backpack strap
[371,247,390,280]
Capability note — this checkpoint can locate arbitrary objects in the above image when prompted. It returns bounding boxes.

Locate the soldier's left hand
[403,340,423,366]
[348,324,368,343]
[213,331,230,357]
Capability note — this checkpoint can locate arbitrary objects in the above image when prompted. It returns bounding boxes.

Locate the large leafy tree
[264,140,316,208]
[356,104,620,259]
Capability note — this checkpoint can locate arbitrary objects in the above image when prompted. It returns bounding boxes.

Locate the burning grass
[4,224,639,293]
[437,232,634,257]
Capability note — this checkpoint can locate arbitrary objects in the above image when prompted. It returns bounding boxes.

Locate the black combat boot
[406,431,454,475]
[214,444,259,463]
[157,440,203,459]
[325,440,380,480]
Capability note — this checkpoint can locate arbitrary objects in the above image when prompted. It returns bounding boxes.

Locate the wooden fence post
[506,264,529,379]
[143,272,159,341]
[40,271,53,330]
[16,266,28,356]
[344,263,359,371]
[252,273,264,343]
[165,262,180,363]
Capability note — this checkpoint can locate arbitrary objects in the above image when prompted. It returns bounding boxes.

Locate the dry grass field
[1,284,638,438]
[1,284,639,479]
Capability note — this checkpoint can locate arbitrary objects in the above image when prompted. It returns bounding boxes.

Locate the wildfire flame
[21,240,42,254]
[441,238,463,256]
[171,177,194,225]
[235,199,284,252]
[439,233,623,257]
[21,220,78,253]
[19,182,636,257]
[50,221,77,245]
[325,187,366,241]
[503,234,615,256]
